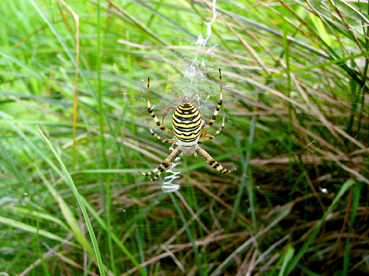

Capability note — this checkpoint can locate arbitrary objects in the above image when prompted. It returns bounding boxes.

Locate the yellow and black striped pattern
[172,103,202,146]
[134,69,235,181]
[134,147,182,181]
[195,145,231,174]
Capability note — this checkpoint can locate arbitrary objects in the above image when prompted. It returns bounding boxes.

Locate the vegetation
[0,0,368,275]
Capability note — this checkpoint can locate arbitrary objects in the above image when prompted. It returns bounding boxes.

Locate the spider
[134,69,234,181]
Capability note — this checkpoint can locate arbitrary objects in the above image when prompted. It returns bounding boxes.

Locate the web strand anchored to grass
[196,0,217,47]
[154,0,219,191]
[2,0,369,274]
[186,0,218,83]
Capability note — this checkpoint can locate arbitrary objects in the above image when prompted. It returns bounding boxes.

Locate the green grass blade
[285,179,356,274]
[29,0,97,101]
[184,131,286,172]
[36,166,93,254]
[343,183,364,274]
[9,207,70,232]
[170,192,205,276]
[274,49,369,76]
[37,126,106,276]
[81,197,147,276]
[230,117,257,228]
[278,246,295,276]
[296,264,322,276]
[0,216,77,247]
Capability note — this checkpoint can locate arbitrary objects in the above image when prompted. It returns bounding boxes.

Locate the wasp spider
[134,69,234,181]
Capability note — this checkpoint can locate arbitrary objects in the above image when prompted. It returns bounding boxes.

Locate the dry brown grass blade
[174,191,212,235]
[293,123,347,157]
[17,242,62,276]
[153,205,208,255]
[90,129,164,163]
[58,0,80,170]
[278,0,321,48]
[105,0,167,46]
[192,180,253,225]
[210,203,290,276]
[226,71,309,111]
[325,152,369,184]
[327,0,366,54]
[305,0,347,54]
[122,229,229,275]
[245,234,290,276]
[43,243,99,276]
[290,73,343,144]
[216,14,271,76]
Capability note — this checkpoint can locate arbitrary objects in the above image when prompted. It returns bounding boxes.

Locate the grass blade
[285,179,356,274]
[170,192,205,276]
[343,182,363,274]
[0,216,77,247]
[37,126,106,276]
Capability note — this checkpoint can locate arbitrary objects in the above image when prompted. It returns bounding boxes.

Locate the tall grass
[0,0,368,275]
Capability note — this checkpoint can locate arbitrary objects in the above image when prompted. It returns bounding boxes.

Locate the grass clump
[0,0,368,275]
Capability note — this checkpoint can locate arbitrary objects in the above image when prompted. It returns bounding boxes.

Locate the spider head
[183,90,200,104]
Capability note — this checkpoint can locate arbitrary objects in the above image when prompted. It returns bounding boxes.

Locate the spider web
[135,36,367,196]
[1,0,369,274]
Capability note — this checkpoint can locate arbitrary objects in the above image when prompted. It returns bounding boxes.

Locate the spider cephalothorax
[134,69,234,181]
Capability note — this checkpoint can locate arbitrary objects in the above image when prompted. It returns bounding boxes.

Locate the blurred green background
[0,0,368,275]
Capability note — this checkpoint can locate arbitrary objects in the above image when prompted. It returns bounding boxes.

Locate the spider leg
[200,120,207,138]
[134,146,182,181]
[146,119,177,143]
[147,78,175,136]
[188,88,205,104]
[195,144,234,174]
[200,68,223,135]
[169,88,181,104]
[198,114,225,143]
[161,106,176,126]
